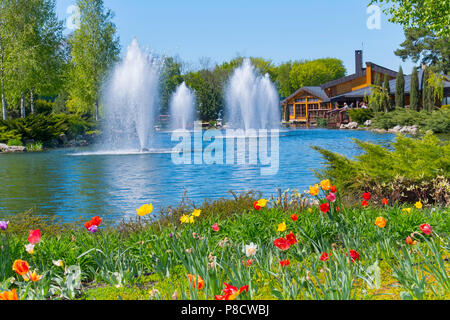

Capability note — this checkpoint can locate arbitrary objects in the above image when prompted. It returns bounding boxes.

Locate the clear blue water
[0,129,394,223]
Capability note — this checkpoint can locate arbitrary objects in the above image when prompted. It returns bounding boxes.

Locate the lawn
[0,186,448,301]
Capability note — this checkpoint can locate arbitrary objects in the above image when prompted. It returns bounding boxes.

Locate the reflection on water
[0,129,394,223]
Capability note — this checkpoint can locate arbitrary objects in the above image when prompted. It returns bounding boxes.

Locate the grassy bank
[0,188,448,301]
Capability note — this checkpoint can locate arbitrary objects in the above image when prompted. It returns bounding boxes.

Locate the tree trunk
[0,37,6,121]
[95,100,99,121]
[1,92,6,121]
[21,92,25,118]
[30,89,35,115]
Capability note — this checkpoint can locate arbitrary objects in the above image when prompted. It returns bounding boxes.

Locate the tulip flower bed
[0,184,449,301]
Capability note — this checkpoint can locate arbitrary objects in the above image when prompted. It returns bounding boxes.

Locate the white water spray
[225,58,280,130]
[102,38,161,151]
[169,82,196,130]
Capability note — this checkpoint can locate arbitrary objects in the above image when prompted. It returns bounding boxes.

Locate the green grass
[0,189,448,301]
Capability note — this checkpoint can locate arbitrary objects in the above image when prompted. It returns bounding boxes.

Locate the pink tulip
[326,193,336,203]
[212,223,219,232]
[420,224,433,235]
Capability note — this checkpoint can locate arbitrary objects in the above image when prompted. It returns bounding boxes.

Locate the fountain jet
[102,38,161,151]
[169,82,196,130]
[225,59,280,130]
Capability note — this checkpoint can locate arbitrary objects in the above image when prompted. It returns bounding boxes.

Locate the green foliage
[67,0,120,119]
[370,0,450,38]
[289,58,346,89]
[422,68,436,111]
[316,117,328,128]
[159,57,183,116]
[395,66,405,108]
[383,74,392,112]
[371,108,450,133]
[395,27,450,74]
[313,132,450,205]
[34,100,54,115]
[348,109,374,125]
[410,68,420,111]
[0,113,96,144]
[369,74,389,113]
[7,138,23,146]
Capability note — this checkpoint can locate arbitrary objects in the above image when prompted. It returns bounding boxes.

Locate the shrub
[316,117,328,128]
[7,138,23,146]
[313,132,450,205]
[371,108,450,133]
[348,109,374,125]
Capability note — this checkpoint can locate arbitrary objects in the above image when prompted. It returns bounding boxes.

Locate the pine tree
[383,74,391,112]
[410,67,420,111]
[422,68,435,111]
[395,66,405,108]
[369,73,384,112]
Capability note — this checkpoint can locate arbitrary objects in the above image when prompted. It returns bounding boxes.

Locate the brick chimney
[355,50,363,75]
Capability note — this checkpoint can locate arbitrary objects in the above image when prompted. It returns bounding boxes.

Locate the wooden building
[281,50,398,126]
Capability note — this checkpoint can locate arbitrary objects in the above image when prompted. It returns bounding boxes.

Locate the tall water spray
[225,59,280,130]
[102,39,161,151]
[170,82,196,130]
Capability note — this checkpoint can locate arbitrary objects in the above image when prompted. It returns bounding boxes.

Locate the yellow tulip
[192,209,201,217]
[277,222,287,232]
[137,204,153,217]
[402,208,412,214]
[309,184,319,196]
[180,214,189,224]
[257,199,269,208]
[414,201,423,209]
[320,180,331,191]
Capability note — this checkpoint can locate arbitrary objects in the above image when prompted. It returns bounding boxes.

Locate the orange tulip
[375,217,387,228]
[187,274,204,290]
[12,260,29,276]
[0,289,18,300]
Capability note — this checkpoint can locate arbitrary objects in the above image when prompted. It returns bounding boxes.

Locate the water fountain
[102,38,161,152]
[225,58,280,130]
[169,82,196,130]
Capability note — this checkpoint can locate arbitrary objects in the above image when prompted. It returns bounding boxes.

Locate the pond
[0,129,394,223]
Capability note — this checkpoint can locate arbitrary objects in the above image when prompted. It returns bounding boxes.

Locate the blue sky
[55,0,416,75]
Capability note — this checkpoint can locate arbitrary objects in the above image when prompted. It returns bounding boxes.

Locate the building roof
[281,86,330,104]
[320,62,398,90]
[330,70,450,102]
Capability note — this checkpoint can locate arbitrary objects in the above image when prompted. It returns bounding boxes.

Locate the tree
[370,0,450,37]
[0,0,64,119]
[369,73,386,112]
[383,74,392,112]
[410,67,420,111]
[395,28,450,74]
[67,0,120,120]
[289,58,346,89]
[275,61,294,98]
[422,68,435,111]
[159,57,183,116]
[395,66,405,108]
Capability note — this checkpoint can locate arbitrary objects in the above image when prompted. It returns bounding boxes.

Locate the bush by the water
[371,108,450,133]
[348,109,374,125]
[313,132,450,206]
[0,114,97,146]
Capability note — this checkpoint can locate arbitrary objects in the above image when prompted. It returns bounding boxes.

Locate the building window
[309,98,319,102]
[308,103,319,110]
[295,104,306,117]
[295,98,307,103]
[288,104,294,116]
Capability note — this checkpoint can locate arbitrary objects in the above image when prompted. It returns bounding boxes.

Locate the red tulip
[28,230,41,244]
